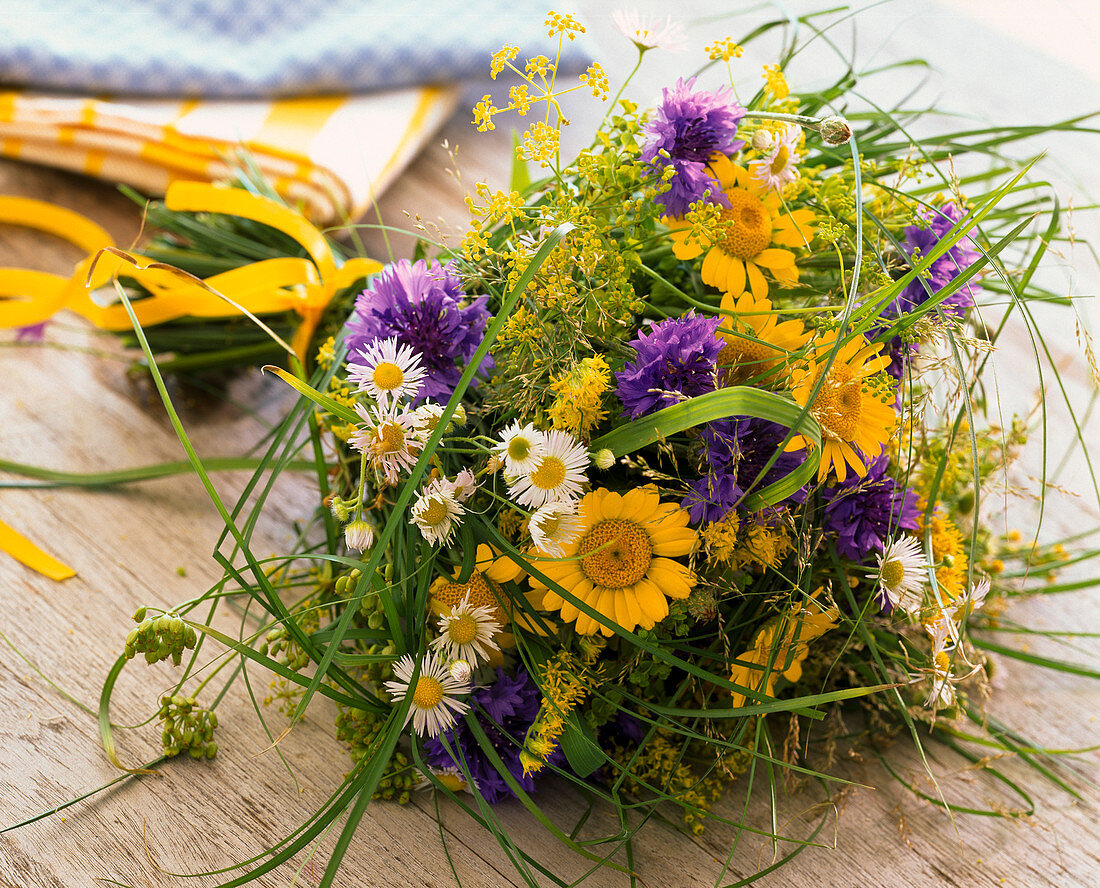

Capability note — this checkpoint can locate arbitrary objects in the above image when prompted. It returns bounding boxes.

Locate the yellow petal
[633,579,669,625]
[746,261,769,299]
[753,248,795,271]
[725,254,747,295]
[648,558,694,598]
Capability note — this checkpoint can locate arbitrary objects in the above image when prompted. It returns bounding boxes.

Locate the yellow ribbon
[1,183,382,578]
[0,182,381,363]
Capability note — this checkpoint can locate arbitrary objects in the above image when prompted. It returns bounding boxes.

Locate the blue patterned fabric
[0,0,592,97]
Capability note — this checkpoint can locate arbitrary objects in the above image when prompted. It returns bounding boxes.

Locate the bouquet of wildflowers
[18,8,1094,887]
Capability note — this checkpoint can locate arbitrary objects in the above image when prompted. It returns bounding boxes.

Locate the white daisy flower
[416,765,475,794]
[448,468,478,502]
[611,9,687,52]
[495,421,545,475]
[869,537,929,614]
[507,430,590,509]
[410,480,465,546]
[343,519,375,552]
[750,124,803,193]
[528,501,583,557]
[956,576,992,619]
[347,337,426,406]
[348,404,426,485]
[383,651,470,739]
[430,594,501,666]
[923,615,958,711]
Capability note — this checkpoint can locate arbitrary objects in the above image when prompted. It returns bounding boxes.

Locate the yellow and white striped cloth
[0,87,457,224]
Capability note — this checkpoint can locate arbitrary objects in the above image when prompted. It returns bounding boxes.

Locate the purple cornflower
[822,452,919,562]
[616,312,723,419]
[344,259,490,403]
[893,202,982,316]
[683,417,807,522]
[641,77,746,217]
[423,668,557,804]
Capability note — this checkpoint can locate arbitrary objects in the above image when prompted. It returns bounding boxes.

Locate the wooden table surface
[3,4,1099,887]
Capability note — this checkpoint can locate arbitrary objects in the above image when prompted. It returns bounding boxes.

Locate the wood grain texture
[3,3,1100,886]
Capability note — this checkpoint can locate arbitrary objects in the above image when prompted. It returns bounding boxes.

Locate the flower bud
[818,115,852,146]
[344,520,375,553]
[593,448,615,470]
[448,659,473,685]
[751,130,773,152]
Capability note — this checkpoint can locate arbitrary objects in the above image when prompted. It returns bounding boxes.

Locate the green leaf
[559,712,605,778]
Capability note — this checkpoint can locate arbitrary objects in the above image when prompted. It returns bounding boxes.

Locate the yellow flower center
[420,497,449,527]
[537,514,561,539]
[529,456,567,491]
[375,421,407,454]
[934,651,952,673]
[881,559,905,589]
[507,436,532,461]
[718,189,773,259]
[718,338,780,384]
[448,613,479,645]
[809,369,862,441]
[770,144,790,175]
[579,519,653,588]
[372,361,404,391]
[412,675,444,709]
[438,572,505,624]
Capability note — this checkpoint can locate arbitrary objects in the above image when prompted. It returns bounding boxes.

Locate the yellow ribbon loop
[0,182,383,363]
[0,518,77,580]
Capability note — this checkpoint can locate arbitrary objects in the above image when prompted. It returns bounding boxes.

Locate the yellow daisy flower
[729,590,838,709]
[717,290,811,386]
[668,153,815,297]
[530,486,697,636]
[785,332,897,482]
[430,543,545,657]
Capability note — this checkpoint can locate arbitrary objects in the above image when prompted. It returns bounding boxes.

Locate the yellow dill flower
[315,335,336,370]
[472,94,499,132]
[666,154,816,298]
[786,331,897,482]
[490,44,520,79]
[546,10,586,40]
[707,38,743,61]
[762,64,790,100]
[717,291,811,386]
[509,83,532,116]
[730,590,838,708]
[580,62,610,101]
[531,486,697,636]
[519,120,561,167]
[547,355,611,436]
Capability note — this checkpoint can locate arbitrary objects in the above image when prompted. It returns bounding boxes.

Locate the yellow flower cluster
[701,514,794,572]
[521,651,593,775]
[580,62,610,101]
[547,354,611,436]
[762,64,790,100]
[545,10,586,40]
[706,38,744,61]
[917,503,969,606]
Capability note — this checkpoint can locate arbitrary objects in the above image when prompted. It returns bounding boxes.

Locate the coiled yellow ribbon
[0,181,381,362]
[1,182,382,578]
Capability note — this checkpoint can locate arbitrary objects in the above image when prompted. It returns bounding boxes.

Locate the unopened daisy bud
[344,520,375,552]
[818,115,852,146]
[751,130,773,151]
[593,448,615,470]
[450,404,467,426]
[329,496,351,522]
[449,659,473,684]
